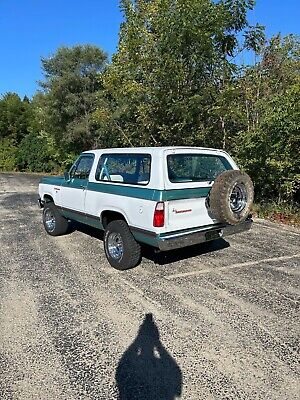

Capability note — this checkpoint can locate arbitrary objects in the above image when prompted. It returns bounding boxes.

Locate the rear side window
[167,154,232,183]
[95,153,151,185]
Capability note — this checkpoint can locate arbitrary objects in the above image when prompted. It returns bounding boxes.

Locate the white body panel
[60,185,86,212]
[84,189,155,230]
[166,198,215,231]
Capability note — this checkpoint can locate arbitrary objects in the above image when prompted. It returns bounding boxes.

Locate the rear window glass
[95,153,151,185]
[167,154,232,183]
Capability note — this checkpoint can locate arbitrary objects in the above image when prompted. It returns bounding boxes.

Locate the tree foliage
[97,0,260,148]
[39,45,107,152]
[17,132,58,172]
[0,93,32,141]
[0,2,298,205]
[0,138,18,171]
[235,35,300,202]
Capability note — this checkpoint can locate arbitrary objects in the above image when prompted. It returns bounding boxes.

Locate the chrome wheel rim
[230,183,247,213]
[44,209,56,232]
[107,232,124,260]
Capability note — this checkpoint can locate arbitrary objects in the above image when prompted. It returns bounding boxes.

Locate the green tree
[17,131,58,173]
[0,138,18,171]
[235,35,300,202]
[96,0,261,148]
[39,45,107,152]
[0,93,32,142]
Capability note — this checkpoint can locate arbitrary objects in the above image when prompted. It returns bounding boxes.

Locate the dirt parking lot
[0,172,299,400]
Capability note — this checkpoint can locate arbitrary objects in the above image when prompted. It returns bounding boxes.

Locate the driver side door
[60,154,94,214]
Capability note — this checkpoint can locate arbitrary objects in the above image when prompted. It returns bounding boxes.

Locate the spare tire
[209,170,254,225]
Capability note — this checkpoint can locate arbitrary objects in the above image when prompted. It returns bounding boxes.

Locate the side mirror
[64,171,71,182]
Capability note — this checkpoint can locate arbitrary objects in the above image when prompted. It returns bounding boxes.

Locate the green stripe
[85,216,103,229]
[40,176,65,186]
[87,182,210,201]
[161,187,210,201]
[131,231,159,247]
[61,208,103,229]
[61,209,87,225]
[61,178,88,189]
[41,176,210,201]
[87,182,159,200]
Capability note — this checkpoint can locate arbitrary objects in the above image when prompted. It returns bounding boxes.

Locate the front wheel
[43,202,69,236]
[104,220,141,270]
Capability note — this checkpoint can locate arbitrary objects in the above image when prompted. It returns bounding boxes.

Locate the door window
[70,155,94,180]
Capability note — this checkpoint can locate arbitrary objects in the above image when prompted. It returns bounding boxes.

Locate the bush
[17,132,57,172]
[253,202,300,226]
[0,138,18,171]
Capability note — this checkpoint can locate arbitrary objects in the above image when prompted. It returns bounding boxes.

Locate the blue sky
[0,0,299,98]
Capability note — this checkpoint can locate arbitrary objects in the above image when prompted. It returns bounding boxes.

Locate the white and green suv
[38,147,254,270]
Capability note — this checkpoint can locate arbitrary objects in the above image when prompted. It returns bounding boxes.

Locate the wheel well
[44,194,54,203]
[101,210,126,229]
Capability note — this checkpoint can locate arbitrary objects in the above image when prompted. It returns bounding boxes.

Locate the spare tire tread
[209,170,254,225]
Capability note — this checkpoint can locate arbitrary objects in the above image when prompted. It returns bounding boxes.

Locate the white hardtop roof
[83,146,227,156]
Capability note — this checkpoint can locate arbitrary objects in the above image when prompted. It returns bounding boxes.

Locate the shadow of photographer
[116,313,182,400]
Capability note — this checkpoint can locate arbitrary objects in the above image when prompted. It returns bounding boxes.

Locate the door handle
[80,185,86,190]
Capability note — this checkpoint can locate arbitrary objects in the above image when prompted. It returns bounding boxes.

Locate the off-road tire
[43,202,69,236]
[209,170,254,225]
[104,220,142,270]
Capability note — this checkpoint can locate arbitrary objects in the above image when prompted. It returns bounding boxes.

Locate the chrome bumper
[157,218,253,251]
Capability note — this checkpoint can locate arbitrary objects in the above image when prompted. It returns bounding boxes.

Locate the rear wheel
[43,202,69,236]
[104,220,141,270]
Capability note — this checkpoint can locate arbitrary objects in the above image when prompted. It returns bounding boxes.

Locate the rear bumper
[157,218,253,251]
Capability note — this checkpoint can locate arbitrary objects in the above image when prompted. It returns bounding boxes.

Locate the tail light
[153,202,165,227]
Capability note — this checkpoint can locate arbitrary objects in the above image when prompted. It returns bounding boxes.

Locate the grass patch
[253,202,300,227]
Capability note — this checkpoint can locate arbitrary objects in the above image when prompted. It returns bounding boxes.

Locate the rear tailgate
[163,148,238,231]
[166,190,215,231]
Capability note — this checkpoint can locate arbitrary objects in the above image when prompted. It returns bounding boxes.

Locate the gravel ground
[0,172,299,400]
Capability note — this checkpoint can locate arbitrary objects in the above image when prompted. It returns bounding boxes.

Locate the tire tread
[104,220,141,270]
[43,202,69,236]
[209,170,254,225]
